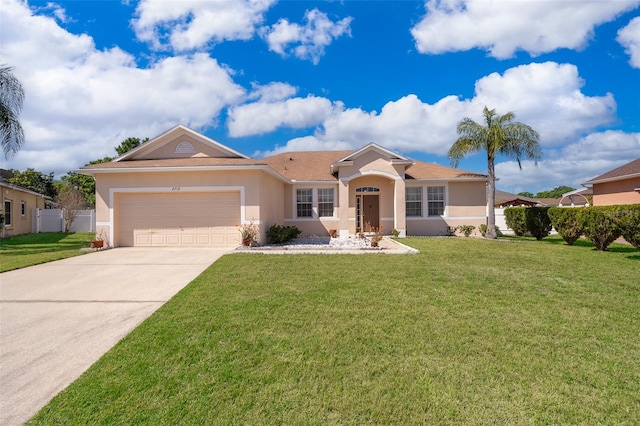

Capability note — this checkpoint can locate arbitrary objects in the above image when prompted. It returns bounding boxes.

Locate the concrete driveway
[0,247,232,426]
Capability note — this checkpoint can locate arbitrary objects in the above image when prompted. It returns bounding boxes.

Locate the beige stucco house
[1,173,47,238]
[583,157,640,206]
[80,125,488,247]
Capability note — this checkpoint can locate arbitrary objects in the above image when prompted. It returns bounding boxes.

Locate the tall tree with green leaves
[535,185,575,198]
[8,168,56,198]
[448,106,542,239]
[0,65,25,159]
[114,137,148,156]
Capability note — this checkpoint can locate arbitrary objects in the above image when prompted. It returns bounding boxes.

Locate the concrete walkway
[0,247,231,426]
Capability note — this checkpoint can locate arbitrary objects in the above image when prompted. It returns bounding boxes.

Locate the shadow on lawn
[0,233,92,253]
[500,235,639,258]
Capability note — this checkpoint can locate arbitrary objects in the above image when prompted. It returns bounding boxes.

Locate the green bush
[611,204,640,250]
[504,207,528,236]
[524,207,552,240]
[267,224,302,244]
[457,225,475,237]
[548,207,583,245]
[579,206,622,251]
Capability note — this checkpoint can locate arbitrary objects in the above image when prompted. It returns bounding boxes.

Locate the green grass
[0,232,94,272]
[30,237,640,424]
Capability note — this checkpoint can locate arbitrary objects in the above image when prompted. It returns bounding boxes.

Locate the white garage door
[117,191,241,247]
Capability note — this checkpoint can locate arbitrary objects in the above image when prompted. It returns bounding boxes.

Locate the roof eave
[77,164,291,183]
[583,172,640,185]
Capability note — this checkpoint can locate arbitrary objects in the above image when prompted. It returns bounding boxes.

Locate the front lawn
[30,237,640,424]
[0,232,94,272]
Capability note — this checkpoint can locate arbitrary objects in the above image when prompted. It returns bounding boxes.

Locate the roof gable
[116,124,249,162]
[336,143,410,163]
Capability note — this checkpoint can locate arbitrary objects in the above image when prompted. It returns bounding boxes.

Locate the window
[4,200,12,226]
[296,188,313,217]
[356,187,380,193]
[21,201,26,216]
[317,188,334,217]
[427,186,445,216]
[406,187,422,217]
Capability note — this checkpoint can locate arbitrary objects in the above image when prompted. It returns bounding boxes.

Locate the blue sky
[1,0,639,194]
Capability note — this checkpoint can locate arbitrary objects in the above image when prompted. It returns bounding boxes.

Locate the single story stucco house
[80,125,488,247]
[583,157,640,206]
[1,170,48,238]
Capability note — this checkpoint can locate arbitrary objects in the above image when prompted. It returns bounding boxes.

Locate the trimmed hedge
[579,206,622,251]
[524,207,552,240]
[611,204,640,250]
[548,207,583,245]
[504,207,528,236]
[267,224,301,244]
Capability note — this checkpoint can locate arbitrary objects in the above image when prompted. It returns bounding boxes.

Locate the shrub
[504,207,528,236]
[611,204,640,250]
[267,224,301,244]
[524,207,552,240]
[457,225,475,237]
[579,206,622,251]
[548,207,583,245]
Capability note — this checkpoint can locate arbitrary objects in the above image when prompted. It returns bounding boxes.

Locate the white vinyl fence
[32,209,96,233]
[495,207,512,235]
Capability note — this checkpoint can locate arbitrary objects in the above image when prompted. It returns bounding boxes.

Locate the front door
[362,195,379,232]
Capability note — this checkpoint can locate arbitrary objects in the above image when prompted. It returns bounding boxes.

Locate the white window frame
[406,187,423,217]
[317,188,335,217]
[427,186,445,216]
[296,188,313,218]
[4,200,12,227]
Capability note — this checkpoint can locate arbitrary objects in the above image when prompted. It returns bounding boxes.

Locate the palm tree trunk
[486,155,497,239]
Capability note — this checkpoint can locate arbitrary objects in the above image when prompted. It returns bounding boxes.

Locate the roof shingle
[585,157,640,184]
[81,149,487,182]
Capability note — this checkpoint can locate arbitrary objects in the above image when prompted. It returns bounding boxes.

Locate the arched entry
[356,187,380,232]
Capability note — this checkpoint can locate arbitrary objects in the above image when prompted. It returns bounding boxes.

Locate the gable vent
[175,141,196,154]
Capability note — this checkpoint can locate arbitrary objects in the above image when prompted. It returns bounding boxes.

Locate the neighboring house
[80,125,488,247]
[495,189,544,207]
[583,157,640,206]
[0,170,48,238]
[557,187,591,207]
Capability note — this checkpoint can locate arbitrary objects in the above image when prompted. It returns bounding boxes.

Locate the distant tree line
[518,185,575,199]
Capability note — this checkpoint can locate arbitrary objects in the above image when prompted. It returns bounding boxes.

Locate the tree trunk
[485,156,497,239]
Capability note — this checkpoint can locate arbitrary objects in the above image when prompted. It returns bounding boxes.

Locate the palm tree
[0,65,25,159]
[448,106,541,239]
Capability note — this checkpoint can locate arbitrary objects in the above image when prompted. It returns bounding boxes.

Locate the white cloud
[228,96,339,137]
[248,82,298,102]
[132,0,276,51]
[411,0,640,58]
[495,131,640,194]
[265,62,616,158]
[0,0,245,176]
[262,8,352,64]
[473,62,616,146]
[617,16,640,68]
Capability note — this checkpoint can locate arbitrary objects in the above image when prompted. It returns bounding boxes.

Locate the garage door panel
[118,192,241,247]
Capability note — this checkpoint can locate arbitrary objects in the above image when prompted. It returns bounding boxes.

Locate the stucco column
[338,178,350,237]
[394,178,406,237]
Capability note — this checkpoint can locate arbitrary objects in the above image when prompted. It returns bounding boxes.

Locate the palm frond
[0,65,25,159]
